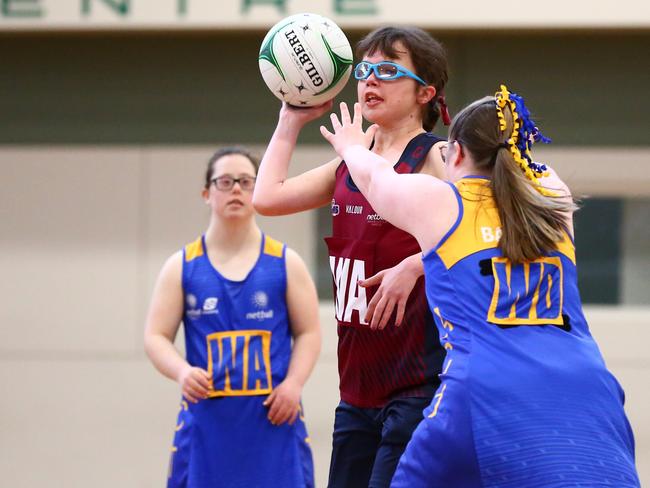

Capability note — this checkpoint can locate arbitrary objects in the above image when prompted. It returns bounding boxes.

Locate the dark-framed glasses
[353,61,427,86]
[211,175,256,191]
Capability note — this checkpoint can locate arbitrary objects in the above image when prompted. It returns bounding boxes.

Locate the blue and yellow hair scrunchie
[495,84,554,196]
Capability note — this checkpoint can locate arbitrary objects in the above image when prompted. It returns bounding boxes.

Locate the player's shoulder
[419,137,447,179]
[282,246,310,275]
[183,235,204,263]
[157,249,183,286]
[261,234,286,259]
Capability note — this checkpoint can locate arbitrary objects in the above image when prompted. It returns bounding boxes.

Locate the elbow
[252,193,286,216]
[252,194,273,216]
[143,328,162,361]
[252,190,276,216]
[143,331,154,359]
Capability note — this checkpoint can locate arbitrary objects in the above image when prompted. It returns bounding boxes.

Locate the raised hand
[280,99,335,130]
[320,102,378,157]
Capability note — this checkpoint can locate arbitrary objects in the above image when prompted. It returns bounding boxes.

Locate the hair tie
[490,143,511,165]
[437,95,451,126]
[494,84,554,196]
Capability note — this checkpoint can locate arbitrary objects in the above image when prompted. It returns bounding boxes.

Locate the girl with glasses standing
[320,90,640,487]
[254,27,450,487]
[144,147,321,488]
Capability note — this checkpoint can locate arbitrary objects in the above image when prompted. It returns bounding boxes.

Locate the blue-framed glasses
[353,61,427,85]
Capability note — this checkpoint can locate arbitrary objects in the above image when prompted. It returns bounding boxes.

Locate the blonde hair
[450,96,578,263]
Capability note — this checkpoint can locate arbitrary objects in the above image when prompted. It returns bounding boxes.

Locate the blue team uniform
[167,234,314,488]
[392,177,639,487]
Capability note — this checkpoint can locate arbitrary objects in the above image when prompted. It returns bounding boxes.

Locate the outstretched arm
[263,248,321,425]
[253,102,339,216]
[359,144,446,329]
[144,252,211,404]
[321,102,455,253]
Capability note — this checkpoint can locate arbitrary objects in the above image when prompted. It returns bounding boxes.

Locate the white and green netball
[259,13,353,107]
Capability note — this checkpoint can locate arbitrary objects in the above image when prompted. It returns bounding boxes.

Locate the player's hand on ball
[280,100,334,129]
[177,365,211,403]
[263,377,302,426]
[320,102,378,157]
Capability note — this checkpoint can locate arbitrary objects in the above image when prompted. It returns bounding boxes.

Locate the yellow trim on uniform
[174,400,188,431]
[428,383,448,418]
[437,179,500,269]
[263,235,284,258]
[436,179,575,269]
[168,446,178,479]
[184,236,204,262]
[555,234,576,265]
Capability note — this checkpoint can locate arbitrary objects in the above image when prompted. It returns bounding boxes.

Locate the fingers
[267,396,294,425]
[329,112,341,130]
[182,392,200,404]
[370,295,394,329]
[395,299,407,327]
[339,101,351,125]
[364,287,380,324]
[358,270,384,288]
[193,369,212,390]
[267,395,282,423]
[320,125,334,143]
[353,102,362,125]
[376,298,396,330]
[275,403,293,425]
[180,368,211,403]
[185,383,207,402]
[370,294,388,330]
[288,407,299,425]
[263,389,275,407]
[182,383,204,403]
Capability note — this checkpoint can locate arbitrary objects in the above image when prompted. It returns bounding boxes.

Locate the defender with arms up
[321,89,640,487]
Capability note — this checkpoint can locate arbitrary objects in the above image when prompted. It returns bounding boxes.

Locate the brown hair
[204,146,259,189]
[356,26,448,131]
[449,96,577,263]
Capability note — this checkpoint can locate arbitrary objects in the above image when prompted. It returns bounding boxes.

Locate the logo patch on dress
[331,199,340,216]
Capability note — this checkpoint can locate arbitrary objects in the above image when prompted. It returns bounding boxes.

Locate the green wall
[0,32,648,145]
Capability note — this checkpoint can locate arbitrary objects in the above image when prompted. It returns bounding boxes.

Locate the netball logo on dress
[186,293,202,320]
[366,213,385,225]
[246,291,274,320]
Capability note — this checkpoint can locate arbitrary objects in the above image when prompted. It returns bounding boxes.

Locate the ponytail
[491,152,571,264]
[424,95,452,132]
[450,88,577,264]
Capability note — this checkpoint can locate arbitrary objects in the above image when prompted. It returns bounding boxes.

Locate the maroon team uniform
[325,132,445,409]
